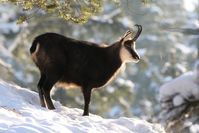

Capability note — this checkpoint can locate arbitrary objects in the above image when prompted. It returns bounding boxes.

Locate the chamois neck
[106,42,122,65]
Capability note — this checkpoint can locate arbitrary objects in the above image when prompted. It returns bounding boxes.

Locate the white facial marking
[120,47,132,63]
[119,43,139,63]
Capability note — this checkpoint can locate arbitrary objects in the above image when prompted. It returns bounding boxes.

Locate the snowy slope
[0,80,165,133]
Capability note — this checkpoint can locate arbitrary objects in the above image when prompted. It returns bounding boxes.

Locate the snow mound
[0,80,165,133]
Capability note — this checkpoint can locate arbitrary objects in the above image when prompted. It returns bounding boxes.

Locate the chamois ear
[120,30,132,45]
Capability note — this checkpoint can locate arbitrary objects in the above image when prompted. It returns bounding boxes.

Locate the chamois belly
[55,61,125,89]
[55,68,123,89]
[55,82,81,89]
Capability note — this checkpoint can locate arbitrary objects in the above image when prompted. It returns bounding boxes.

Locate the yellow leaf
[16,16,26,24]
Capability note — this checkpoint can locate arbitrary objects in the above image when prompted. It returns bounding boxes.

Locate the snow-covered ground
[0,80,165,133]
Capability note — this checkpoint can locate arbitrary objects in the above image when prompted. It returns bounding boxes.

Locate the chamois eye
[124,40,133,48]
[124,43,132,49]
[126,44,131,47]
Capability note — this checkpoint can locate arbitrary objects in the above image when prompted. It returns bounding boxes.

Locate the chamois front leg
[82,88,92,116]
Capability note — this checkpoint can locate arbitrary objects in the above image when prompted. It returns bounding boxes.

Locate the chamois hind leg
[42,77,58,110]
[82,88,92,116]
[37,74,46,108]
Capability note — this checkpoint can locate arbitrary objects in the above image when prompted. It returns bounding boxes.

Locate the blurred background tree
[0,0,198,132]
[1,0,102,23]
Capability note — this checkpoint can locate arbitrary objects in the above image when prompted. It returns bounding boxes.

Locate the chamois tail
[30,39,39,54]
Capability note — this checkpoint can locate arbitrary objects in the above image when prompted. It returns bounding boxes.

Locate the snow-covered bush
[159,60,199,133]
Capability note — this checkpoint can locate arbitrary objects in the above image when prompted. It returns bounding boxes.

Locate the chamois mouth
[133,58,140,63]
[132,54,140,63]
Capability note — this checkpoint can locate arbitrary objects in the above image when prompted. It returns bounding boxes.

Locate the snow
[183,0,197,12]
[0,22,20,34]
[190,124,199,133]
[159,60,199,105]
[159,60,199,122]
[175,43,193,54]
[159,71,199,104]
[0,80,165,133]
[172,95,184,106]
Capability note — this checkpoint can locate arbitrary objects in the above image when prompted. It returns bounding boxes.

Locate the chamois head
[119,24,142,63]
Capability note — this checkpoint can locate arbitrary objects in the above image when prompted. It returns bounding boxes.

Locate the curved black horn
[123,30,132,38]
[132,24,142,41]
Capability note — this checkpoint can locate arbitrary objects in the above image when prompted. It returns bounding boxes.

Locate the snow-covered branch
[158,60,199,132]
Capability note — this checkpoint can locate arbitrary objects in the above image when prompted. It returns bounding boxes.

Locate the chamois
[30,25,142,116]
